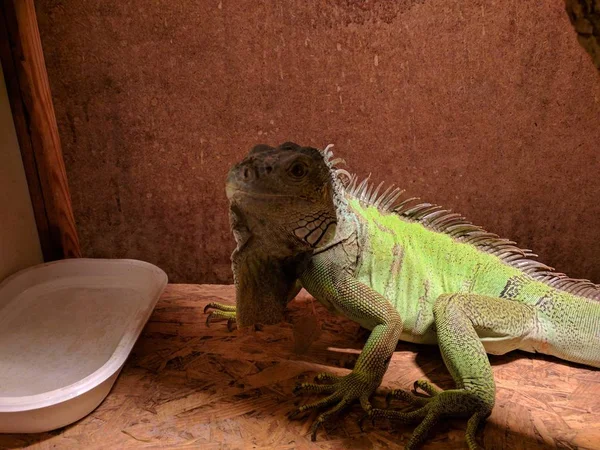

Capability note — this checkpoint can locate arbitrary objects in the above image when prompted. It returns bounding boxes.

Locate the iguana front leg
[372,293,537,450]
[292,254,403,440]
[204,241,306,330]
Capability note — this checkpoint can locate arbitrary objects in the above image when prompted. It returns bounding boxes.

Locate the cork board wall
[35,0,600,284]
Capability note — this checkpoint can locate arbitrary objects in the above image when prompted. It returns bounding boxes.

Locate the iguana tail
[532,290,600,368]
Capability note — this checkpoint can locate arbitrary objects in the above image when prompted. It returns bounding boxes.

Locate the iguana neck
[313,192,361,267]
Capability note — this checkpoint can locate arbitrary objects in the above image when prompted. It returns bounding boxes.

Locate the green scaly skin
[205,142,600,449]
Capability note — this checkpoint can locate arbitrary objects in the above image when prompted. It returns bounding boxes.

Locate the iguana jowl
[205,142,600,449]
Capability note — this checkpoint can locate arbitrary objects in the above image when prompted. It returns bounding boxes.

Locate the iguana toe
[204,302,237,330]
[292,372,343,395]
[289,391,342,419]
[385,388,430,408]
[309,397,352,441]
[413,379,441,397]
[203,301,236,313]
[314,372,342,384]
[292,382,336,395]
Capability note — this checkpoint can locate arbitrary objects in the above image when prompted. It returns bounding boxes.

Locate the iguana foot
[204,302,237,331]
[289,371,379,441]
[372,386,490,450]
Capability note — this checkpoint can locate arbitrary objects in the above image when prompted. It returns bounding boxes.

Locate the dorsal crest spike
[334,168,352,183]
[381,189,403,211]
[330,158,346,167]
[373,185,395,209]
[370,181,385,204]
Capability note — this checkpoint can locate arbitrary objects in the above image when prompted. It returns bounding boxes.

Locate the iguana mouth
[226,184,298,201]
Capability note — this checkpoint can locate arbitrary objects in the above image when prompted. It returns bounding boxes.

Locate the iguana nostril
[243,167,251,179]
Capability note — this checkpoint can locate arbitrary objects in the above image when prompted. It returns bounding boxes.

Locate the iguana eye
[288,162,308,179]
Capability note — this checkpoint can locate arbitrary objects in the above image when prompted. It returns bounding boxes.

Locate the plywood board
[2,284,598,449]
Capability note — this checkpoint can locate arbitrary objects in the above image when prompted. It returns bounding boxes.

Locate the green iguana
[205,142,600,449]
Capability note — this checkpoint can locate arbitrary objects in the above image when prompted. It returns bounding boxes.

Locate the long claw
[358,414,367,432]
[357,411,375,432]
[227,317,237,332]
[357,394,375,431]
[289,392,341,420]
[385,391,394,408]
[288,408,304,420]
[309,398,351,441]
[310,423,320,441]
[359,394,372,414]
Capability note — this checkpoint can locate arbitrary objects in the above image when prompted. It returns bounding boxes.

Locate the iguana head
[226,142,339,252]
[225,142,345,327]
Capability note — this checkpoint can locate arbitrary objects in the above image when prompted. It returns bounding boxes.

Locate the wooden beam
[0,0,81,260]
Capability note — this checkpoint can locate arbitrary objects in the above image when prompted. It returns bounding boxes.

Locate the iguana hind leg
[372,293,537,450]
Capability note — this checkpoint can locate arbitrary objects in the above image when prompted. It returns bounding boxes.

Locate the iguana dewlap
[206,142,600,450]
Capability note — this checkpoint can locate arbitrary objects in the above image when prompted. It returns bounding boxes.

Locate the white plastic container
[0,258,168,433]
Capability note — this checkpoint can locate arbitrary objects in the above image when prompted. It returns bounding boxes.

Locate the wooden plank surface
[0,0,80,260]
[1,284,598,449]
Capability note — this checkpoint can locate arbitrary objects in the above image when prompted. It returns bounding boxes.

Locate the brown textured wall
[36,0,600,284]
